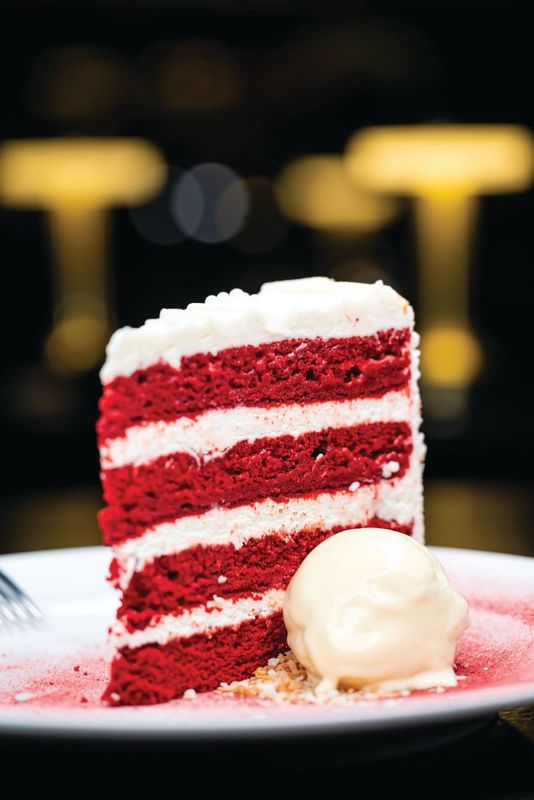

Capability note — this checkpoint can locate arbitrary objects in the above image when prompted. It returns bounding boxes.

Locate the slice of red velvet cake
[98,276,424,705]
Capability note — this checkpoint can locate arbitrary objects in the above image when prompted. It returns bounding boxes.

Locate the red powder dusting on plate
[0,590,532,711]
[0,651,109,709]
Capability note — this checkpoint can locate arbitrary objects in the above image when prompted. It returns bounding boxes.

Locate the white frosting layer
[111,588,285,649]
[101,277,413,382]
[104,277,425,655]
[113,460,424,589]
[100,391,412,469]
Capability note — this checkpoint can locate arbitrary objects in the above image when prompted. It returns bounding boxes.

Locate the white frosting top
[283,529,468,693]
[100,277,414,382]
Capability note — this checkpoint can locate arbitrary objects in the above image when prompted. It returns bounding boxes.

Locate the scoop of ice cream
[283,528,469,693]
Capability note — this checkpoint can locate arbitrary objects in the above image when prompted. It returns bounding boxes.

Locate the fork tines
[0,569,42,628]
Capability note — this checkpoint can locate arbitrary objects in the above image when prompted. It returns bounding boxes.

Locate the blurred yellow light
[275,155,398,232]
[44,314,109,376]
[0,138,165,207]
[345,123,534,421]
[421,325,483,387]
[153,42,241,114]
[29,47,128,120]
[346,125,534,194]
[0,138,166,375]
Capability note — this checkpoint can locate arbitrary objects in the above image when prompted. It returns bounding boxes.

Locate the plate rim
[2,542,533,566]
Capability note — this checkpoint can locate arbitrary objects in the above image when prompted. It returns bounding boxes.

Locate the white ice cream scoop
[283,528,469,693]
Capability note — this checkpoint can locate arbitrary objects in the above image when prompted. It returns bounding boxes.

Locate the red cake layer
[98,329,411,443]
[116,517,414,630]
[104,611,287,705]
[100,421,412,544]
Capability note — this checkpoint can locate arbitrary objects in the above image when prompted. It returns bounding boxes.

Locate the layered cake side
[97,277,425,705]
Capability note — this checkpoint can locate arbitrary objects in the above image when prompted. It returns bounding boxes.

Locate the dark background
[0,0,532,556]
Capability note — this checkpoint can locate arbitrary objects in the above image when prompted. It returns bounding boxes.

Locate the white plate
[0,546,533,741]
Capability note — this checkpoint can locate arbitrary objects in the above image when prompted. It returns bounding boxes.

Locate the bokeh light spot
[148,41,241,114]
[172,163,249,243]
[45,315,109,376]
[171,171,205,238]
[421,325,483,387]
[28,47,130,121]
[216,179,251,241]
[129,166,186,245]
[276,155,399,232]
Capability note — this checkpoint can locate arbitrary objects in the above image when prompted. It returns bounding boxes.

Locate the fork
[0,569,42,629]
